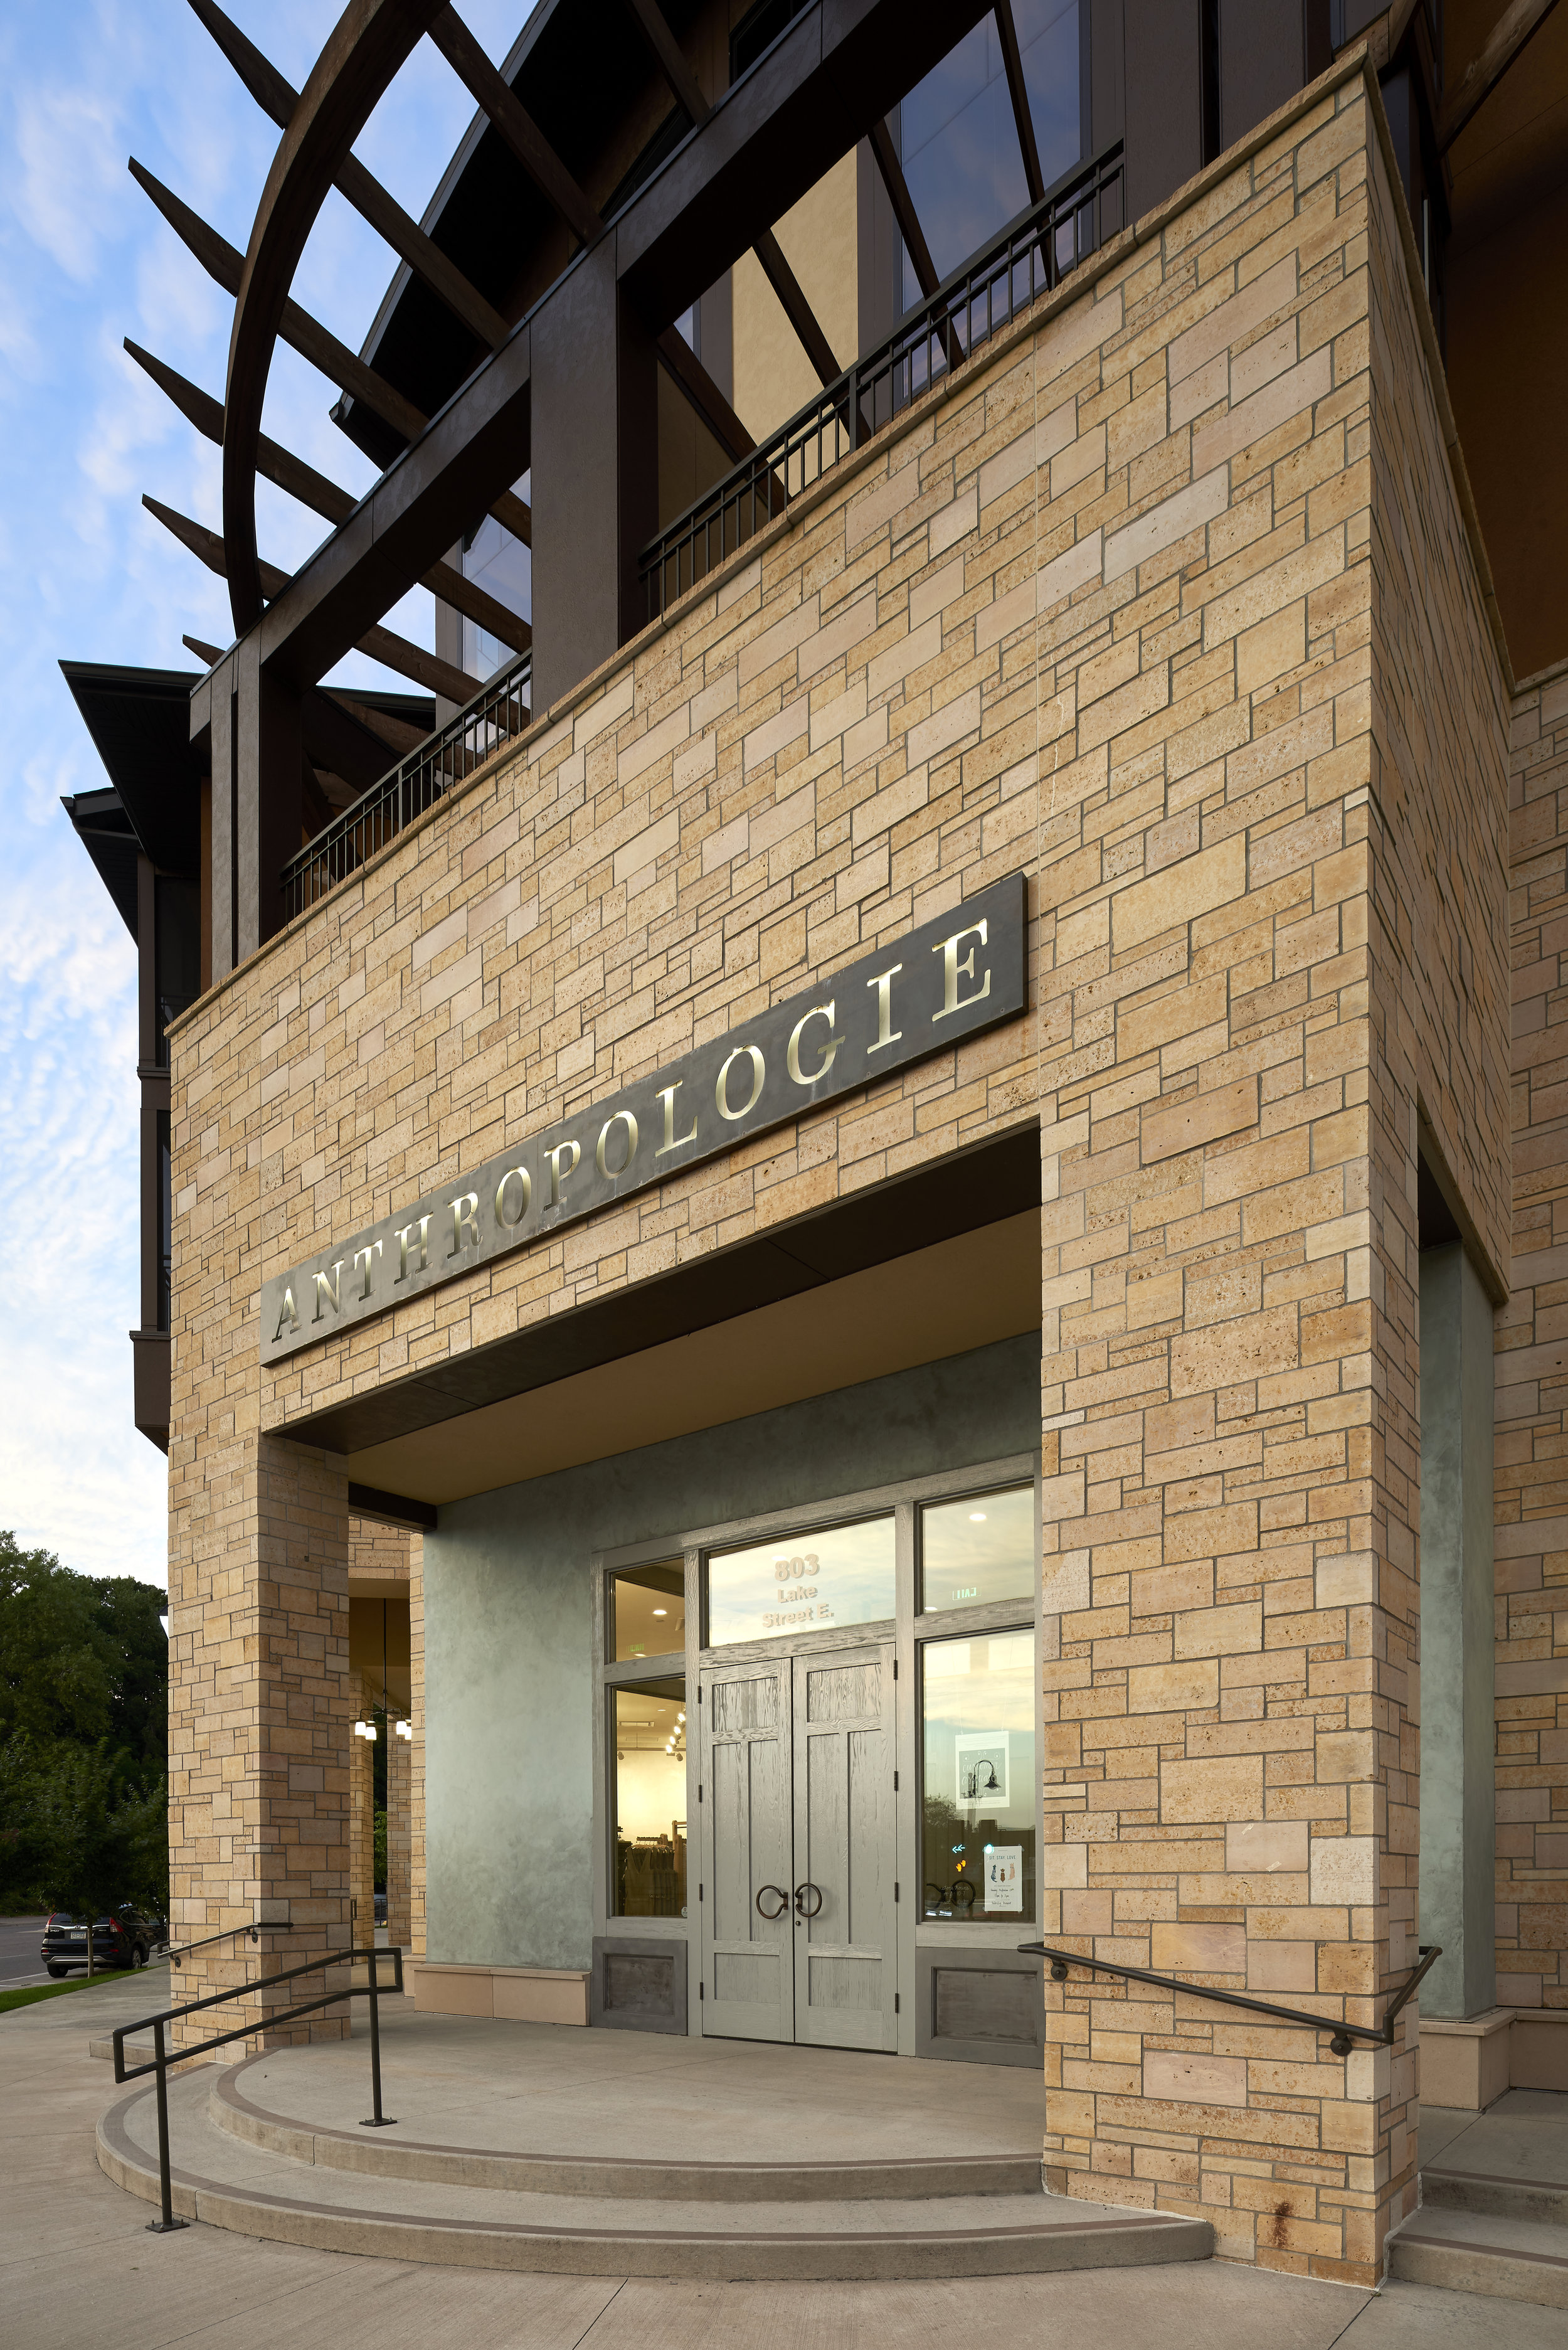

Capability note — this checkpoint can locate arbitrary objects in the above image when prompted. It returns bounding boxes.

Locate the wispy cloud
[0,1,538,1582]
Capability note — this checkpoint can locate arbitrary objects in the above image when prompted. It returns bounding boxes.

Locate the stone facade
[162,55,1522,2282]
[1502,658,1568,2017]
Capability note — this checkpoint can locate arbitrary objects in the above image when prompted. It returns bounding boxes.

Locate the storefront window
[919,1486,1035,1612]
[706,1516,895,1646]
[611,1679,687,1917]
[610,1561,685,1660]
[921,1630,1036,1922]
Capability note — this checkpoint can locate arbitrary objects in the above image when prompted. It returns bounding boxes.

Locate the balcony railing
[282,649,531,920]
[640,141,1125,621]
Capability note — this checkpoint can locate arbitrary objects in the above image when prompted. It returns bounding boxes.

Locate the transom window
[705,1514,895,1646]
[918,1485,1034,1612]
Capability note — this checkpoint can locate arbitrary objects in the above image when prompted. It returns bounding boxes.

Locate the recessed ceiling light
[652,1607,668,1616]
[969,1511,987,1522]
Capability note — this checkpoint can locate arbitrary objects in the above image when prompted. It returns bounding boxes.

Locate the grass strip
[0,1968,144,2015]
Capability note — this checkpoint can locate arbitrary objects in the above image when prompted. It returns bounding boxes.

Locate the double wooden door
[697,1642,896,2051]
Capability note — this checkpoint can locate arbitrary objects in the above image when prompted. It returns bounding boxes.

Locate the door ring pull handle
[794,1881,824,1918]
[756,1885,789,1920]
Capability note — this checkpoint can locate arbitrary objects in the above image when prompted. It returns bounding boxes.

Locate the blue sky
[0,1,520,1587]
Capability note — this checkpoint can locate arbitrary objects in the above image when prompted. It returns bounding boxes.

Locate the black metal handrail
[640,141,1125,620]
[161,1922,260,1965]
[282,649,532,919]
[113,1942,403,2235]
[1019,1940,1442,2058]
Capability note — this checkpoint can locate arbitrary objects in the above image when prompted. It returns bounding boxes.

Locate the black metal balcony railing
[282,649,531,920]
[640,142,1125,620]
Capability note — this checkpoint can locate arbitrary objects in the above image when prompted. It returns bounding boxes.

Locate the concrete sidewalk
[3,1974,1562,2349]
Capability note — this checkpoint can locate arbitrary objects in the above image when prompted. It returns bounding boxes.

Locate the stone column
[1417,1242,1496,2019]
[386,1713,411,1949]
[167,1432,351,2048]
[409,1533,427,1964]
[349,1669,376,1948]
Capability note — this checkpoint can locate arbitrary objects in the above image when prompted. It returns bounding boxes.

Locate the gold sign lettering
[447,1192,480,1257]
[548,1140,581,1205]
[656,1080,696,1157]
[395,1215,432,1282]
[932,920,990,1022]
[866,963,903,1053]
[596,1110,639,1180]
[312,1261,347,1322]
[494,1166,531,1228]
[786,1002,841,1088]
[262,876,1022,1364]
[716,1045,765,1122]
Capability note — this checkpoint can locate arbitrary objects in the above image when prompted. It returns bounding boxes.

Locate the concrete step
[97,2068,1214,2281]
[1422,2159,1568,2227]
[209,2058,1044,2203]
[1389,2204,1568,2309]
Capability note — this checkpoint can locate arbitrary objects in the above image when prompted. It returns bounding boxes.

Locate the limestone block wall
[164,1428,349,2047]
[162,50,1510,2238]
[1014,75,1503,2284]
[1500,660,1568,2016]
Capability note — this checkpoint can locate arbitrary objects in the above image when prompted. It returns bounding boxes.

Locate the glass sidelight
[920,1629,1036,1922]
[610,1677,687,1917]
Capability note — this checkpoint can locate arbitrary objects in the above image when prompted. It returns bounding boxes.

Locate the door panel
[699,1656,793,2042]
[792,1643,896,2051]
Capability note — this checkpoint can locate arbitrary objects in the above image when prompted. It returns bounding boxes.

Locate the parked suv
[40,1906,163,1976]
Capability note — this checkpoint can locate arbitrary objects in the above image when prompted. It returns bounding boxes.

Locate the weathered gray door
[697,1656,793,2043]
[790,1643,896,2051]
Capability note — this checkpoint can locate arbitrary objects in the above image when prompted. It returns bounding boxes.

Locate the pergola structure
[135,0,1081,971]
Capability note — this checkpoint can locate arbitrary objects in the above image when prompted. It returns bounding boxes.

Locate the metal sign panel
[260,871,1026,1363]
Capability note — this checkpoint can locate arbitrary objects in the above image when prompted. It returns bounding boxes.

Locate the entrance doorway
[699,1640,896,2051]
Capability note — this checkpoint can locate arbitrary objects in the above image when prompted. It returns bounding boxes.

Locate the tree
[0,1538,170,1930]
[0,1733,168,1936]
[0,1533,167,1778]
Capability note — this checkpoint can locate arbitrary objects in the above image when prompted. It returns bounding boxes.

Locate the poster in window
[985,1844,1023,1912]
[954,1732,1009,1809]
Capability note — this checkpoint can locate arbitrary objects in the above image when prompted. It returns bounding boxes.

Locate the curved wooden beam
[223,0,445,635]
[129,160,531,546]
[186,0,508,350]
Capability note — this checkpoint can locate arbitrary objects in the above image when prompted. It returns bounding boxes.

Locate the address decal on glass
[260,871,1026,1363]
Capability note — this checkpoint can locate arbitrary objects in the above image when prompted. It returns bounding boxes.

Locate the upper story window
[899,1,1081,308]
[153,875,200,1066]
[460,472,531,684]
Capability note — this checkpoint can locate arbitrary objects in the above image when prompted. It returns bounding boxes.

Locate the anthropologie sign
[260,872,1025,1364]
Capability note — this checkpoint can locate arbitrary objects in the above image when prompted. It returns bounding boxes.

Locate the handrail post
[146,2018,189,2234]
[361,1947,396,2129]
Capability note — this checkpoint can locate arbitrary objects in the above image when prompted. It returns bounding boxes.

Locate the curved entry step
[98,2068,1214,2281]
[213,2059,1042,2203]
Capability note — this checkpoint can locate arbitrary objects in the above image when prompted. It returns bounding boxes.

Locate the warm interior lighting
[652,1607,668,1616]
[968,1511,987,1521]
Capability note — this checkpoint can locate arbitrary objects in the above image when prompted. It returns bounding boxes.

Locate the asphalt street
[1,1913,52,1989]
